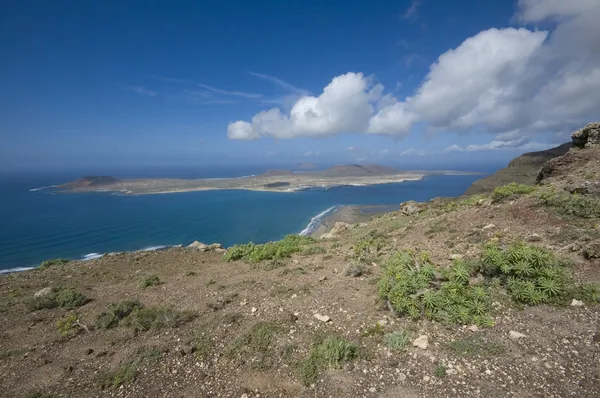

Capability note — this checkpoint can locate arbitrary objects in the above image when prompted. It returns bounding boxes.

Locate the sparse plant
[383,330,412,351]
[226,322,282,370]
[353,231,387,261]
[28,288,90,311]
[298,335,358,386]
[361,322,385,337]
[302,246,326,256]
[491,183,535,203]
[434,364,447,378]
[139,274,162,288]
[96,300,144,329]
[205,278,216,287]
[125,306,196,332]
[56,313,79,337]
[224,235,315,262]
[537,187,600,218]
[264,258,286,271]
[444,335,506,357]
[38,258,70,269]
[345,261,370,277]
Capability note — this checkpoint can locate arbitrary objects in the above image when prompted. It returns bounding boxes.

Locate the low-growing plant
[361,322,385,337]
[302,246,326,256]
[124,306,196,332]
[226,322,282,370]
[224,235,315,262]
[491,183,535,202]
[353,232,387,261]
[537,187,600,218]
[96,300,144,329]
[383,330,412,351]
[28,288,90,311]
[345,261,370,277]
[298,335,358,386]
[38,258,70,269]
[139,274,162,288]
[56,313,79,337]
[444,335,506,357]
[434,364,447,378]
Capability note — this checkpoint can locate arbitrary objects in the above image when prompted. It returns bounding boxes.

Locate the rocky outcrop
[187,241,225,252]
[320,222,350,239]
[399,200,422,216]
[571,122,600,148]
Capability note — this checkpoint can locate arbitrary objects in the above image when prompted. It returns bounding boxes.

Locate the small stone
[319,275,328,282]
[571,299,584,307]
[251,307,258,314]
[423,376,431,382]
[449,254,464,261]
[369,387,376,393]
[412,335,429,350]
[314,313,331,323]
[482,224,496,231]
[85,348,94,356]
[398,372,407,382]
[509,330,526,339]
[526,233,542,242]
[241,394,249,398]
[34,287,53,298]
[467,325,480,333]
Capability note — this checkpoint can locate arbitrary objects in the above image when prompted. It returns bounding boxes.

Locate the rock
[369,387,376,393]
[207,243,223,250]
[526,233,543,242]
[583,240,600,259]
[412,335,429,349]
[214,248,227,253]
[313,313,331,323]
[449,253,464,261]
[423,376,431,382]
[399,200,422,216]
[321,222,351,239]
[571,121,600,148]
[251,307,258,314]
[187,241,208,250]
[398,372,407,382]
[34,287,53,298]
[467,325,480,333]
[85,348,94,355]
[482,223,496,231]
[571,299,584,307]
[509,330,526,339]
[319,275,328,282]
[96,351,108,358]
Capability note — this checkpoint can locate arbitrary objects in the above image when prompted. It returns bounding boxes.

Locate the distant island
[55,164,475,195]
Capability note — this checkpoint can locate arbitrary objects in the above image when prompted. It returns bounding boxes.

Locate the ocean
[0,167,487,273]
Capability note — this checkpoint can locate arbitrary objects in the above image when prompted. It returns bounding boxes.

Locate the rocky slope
[1,124,599,398]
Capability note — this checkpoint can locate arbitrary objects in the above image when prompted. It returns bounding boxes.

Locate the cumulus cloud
[228,0,600,142]
[400,148,427,156]
[347,146,355,151]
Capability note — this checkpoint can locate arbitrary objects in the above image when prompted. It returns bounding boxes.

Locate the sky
[1,0,599,172]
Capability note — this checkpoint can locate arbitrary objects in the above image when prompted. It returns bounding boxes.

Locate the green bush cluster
[139,274,162,288]
[96,300,195,331]
[226,322,282,370]
[29,288,90,311]
[38,258,70,269]
[491,183,535,202]
[301,245,326,256]
[383,330,412,351]
[378,251,494,326]
[352,231,387,261]
[480,243,569,305]
[298,335,358,386]
[537,187,600,218]
[56,313,79,337]
[224,235,315,262]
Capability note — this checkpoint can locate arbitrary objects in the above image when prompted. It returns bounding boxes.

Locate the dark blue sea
[0,167,488,272]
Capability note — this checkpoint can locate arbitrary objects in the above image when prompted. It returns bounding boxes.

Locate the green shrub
[28,288,89,311]
[226,322,282,370]
[378,250,494,326]
[444,335,506,357]
[96,300,144,329]
[139,274,162,288]
[434,364,447,378]
[224,235,315,263]
[352,231,387,261]
[56,313,79,337]
[383,330,412,351]
[302,246,326,256]
[298,335,358,386]
[361,323,385,337]
[125,306,195,332]
[537,187,600,218]
[491,183,535,202]
[345,261,370,277]
[38,258,70,269]
[479,242,569,305]
[96,361,138,389]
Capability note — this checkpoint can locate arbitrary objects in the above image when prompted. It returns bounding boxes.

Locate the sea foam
[299,205,341,236]
[0,266,35,274]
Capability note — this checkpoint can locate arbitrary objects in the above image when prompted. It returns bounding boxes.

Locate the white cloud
[196,83,262,99]
[381,148,390,155]
[127,86,157,97]
[400,148,427,156]
[248,71,306,94]
[401,0,421,20]
[304,150,320,157]
[228,1,600,142]
[347,146,355,151]
[227,121,258,140]
[444,139,554,153]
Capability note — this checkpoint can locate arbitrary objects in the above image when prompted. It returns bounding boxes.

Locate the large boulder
[572,122,600,148]
[399,200,422,216]
[187,241,208,250]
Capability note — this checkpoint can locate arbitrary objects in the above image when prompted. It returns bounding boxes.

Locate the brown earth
[1,138,600,398]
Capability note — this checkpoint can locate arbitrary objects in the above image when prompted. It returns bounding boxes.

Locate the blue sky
[1,0,599,172]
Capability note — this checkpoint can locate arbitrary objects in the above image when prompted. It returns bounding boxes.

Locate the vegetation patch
[96,347,165,389]
[226,321,282,370]
[434,364,447,378]
[139,274,162,288]
[224,235,315,262]
[298,335,358,386]
[383,330,413,351]
[537,187,600,218]
[56,313,80,337]
[444,335,507,357]
[302,245,327,256]
[345,261,370,277]
[491,183,535,203]
[124,306,196,332]
[352,231,388,262]
[378,250,494,326]
[38,258,70,269]
[361,322,385,337]
[96,300,144,329]
[28,288,90,311]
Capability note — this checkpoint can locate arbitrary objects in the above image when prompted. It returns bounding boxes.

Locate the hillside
[1,124,600,397]
[464,143,571,195]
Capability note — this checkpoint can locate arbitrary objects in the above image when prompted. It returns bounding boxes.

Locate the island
[55,164,456,195]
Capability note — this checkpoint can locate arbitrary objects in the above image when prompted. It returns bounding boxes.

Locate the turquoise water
[0,170,485,272]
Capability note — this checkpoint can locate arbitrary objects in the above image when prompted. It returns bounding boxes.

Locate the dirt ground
[1,145,599,398]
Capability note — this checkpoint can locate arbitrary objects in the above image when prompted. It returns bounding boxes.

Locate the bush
[537,187,600,218]
[139,275,162,288]
[39,258,70,269]
[444,335,506,357]
[345,262,370,277]
[298,335,358,386]
[96,300,144,329]
[224,235,315,263]
[125,307,195,332]
[491,183,535,202]
[383,330,412,351]
[302,246,326,256]
[57,313,79,337]
[352,231,387,261]
[226,322,282,370]
[28,288,90,311]
[378,250,494,326]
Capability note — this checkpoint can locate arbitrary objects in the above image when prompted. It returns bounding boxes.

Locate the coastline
[309,204,397,238]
